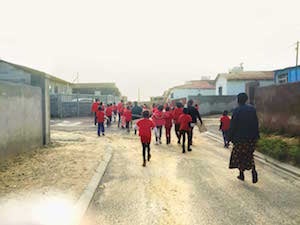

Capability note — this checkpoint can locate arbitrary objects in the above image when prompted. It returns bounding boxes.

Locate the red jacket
[91,102,99,112]
[137,119,155,137]
[106,106,113,117]
[152,110,165,127]
[220,115,231,131]
[117,102,124,113]
[178,114,192,131]
[123,109,132,122]
[164,111,173,128]
[173,108,183,124]
[96,111,105,123]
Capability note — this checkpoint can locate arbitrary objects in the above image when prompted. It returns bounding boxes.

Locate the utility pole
[296,41,299,67]
[138,88,141,103]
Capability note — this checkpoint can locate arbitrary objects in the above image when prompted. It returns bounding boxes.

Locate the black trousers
[155,126,162,142]
[180,130,191,151]
[94,112,97,125]
[142,143,151,162]
[126,121,130,132]
[175,124,181,142]
[107,116,112,127]
[188,126,194,144]
[118,113,121,127]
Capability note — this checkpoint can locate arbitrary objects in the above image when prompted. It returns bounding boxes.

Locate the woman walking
[228,93,259,183]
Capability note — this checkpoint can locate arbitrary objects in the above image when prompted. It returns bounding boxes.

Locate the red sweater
[152,110,165,127]
[173,108,183,124]
[106,106,113,117]
[178,114,192,131]
[164,111,173,128]
[137,119,155,137]
[220,115,231,131]
[123,109,132,122]
[91,102,99,112]
[96,111,105,123]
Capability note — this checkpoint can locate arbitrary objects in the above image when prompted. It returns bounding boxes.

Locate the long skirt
[229,140,256,171]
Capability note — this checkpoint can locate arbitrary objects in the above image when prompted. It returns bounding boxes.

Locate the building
[215,71,274,96]
[274,65,300,84]
[0,60,72,94]
[71,83,121,96]
[164,80,215,102]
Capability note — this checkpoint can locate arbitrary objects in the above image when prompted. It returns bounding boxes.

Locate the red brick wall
[254,82,300,135]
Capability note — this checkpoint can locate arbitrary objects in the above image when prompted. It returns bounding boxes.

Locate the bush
[289,145,300,165]
[257,138,288,161]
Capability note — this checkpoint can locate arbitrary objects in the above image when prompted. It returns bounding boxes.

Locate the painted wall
[0,81,43,161]
[254,82,300,135]
[216,78,274,96]
[189,95,237,115]
[275,66,300,83]
[169,88,215,100]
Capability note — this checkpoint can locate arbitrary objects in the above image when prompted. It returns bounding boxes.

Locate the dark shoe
[177,140,181,144]
[237,172,245,181]
[102,133,105,136]
[142,160,146,167]
[148,154,151,162]
[182,148,186,153]
[252,170,258,183]
[188,148,192,152]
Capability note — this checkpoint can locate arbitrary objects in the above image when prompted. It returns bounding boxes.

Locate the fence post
[59,94,63,118]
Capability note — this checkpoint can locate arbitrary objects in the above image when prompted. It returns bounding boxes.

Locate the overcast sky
[1,0,299,100]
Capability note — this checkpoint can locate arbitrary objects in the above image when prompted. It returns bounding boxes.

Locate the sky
[1,0,300,101]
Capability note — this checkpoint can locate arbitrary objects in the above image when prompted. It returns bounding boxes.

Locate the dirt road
[83,121,300,225]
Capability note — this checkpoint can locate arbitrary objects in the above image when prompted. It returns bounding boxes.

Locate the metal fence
[50,94,120,118]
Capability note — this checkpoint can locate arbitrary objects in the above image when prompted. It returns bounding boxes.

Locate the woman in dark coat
[228,93,259,183]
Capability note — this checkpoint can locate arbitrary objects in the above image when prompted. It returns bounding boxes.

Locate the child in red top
[91,99,99,126]
[123,106,132,133]
[96,107,105,136]
[136,110,155,167]
[105,104,113,127]
[172,102,184,144]
[152,105,165,145]
[178,108,192,153]
[219,110,231,148]
[164,106,173,145]
[117,100,124,128]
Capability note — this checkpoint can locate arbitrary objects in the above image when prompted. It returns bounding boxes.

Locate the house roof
[0,59,70,84]
[215,71,274,82]
[173,80,215,90]
[274,65,300,73]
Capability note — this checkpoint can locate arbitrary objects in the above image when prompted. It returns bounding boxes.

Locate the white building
[165,80,215,101]
[215,71,274,96]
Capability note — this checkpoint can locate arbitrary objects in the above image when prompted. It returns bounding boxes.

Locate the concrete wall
[188,95,237,115]
[254,82,300,136]
[0,81,43,161]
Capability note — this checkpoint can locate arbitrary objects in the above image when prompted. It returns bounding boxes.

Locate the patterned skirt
[229,140,256,171]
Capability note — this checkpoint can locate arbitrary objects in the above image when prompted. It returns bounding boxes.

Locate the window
[170,93,174,98]
[277,73,288,84]
[218,87,223,96]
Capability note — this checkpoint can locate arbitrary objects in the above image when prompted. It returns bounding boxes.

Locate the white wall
[170,88,215,100]
[215,75,227,95]
[227,80,275,95]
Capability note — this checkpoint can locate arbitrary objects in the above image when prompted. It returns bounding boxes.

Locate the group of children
[91,99,231,167]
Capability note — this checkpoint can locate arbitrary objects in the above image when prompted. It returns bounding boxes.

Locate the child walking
[96,106,105,136]
[178,108,192,153]
[124,106,132,132]
[164,106,173,144]
[219,110,231,148]
[173,102,183,144]
[151,105,165,145]
[136,111,155,167]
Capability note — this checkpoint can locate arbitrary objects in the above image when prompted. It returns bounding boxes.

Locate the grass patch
[257,133,300,167]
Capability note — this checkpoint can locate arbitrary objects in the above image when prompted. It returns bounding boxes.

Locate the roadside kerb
[71,146,113,225]
[204,131,300,179]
